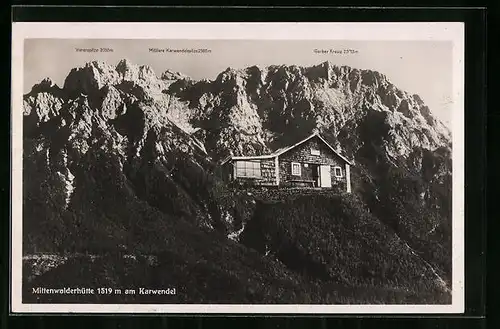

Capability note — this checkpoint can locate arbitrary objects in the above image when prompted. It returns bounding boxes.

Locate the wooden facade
[221,132,353,193]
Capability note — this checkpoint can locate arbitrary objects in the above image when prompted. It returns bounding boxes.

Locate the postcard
[11,22,464,313]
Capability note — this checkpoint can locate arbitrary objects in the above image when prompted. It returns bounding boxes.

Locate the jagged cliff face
[160,61,450,161]
[22,59,452,255]
[22,60,227,251]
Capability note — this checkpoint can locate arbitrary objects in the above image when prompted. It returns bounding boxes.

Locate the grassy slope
[240,189,450,303]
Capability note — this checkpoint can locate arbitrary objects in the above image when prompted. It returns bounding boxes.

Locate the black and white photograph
[11,22,464,313]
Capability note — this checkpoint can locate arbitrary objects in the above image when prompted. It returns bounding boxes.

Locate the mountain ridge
[25,59,450,137]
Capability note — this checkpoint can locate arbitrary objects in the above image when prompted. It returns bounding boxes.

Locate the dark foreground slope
[23,189,450,305]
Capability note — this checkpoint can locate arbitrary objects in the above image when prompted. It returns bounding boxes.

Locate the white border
[11,22,465,314]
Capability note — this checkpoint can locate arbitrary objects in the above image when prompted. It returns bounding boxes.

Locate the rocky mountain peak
[161,69,188,81]
[29,77,61,95]
[215,67,240,83]
[63,60,119,94]
[61,59,164,97]
[114,58,157,83]
[115,58,134,73]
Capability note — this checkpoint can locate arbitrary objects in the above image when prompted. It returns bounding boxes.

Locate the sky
[24,39,453,127]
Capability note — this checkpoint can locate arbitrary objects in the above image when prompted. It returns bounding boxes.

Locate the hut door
[311,164,320,187]
[320,165,332,187]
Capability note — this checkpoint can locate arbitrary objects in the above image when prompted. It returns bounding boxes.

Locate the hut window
[334,166,343,178]
[291,162,301,176]
[235,161,261,178]
[310,148,320,156]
